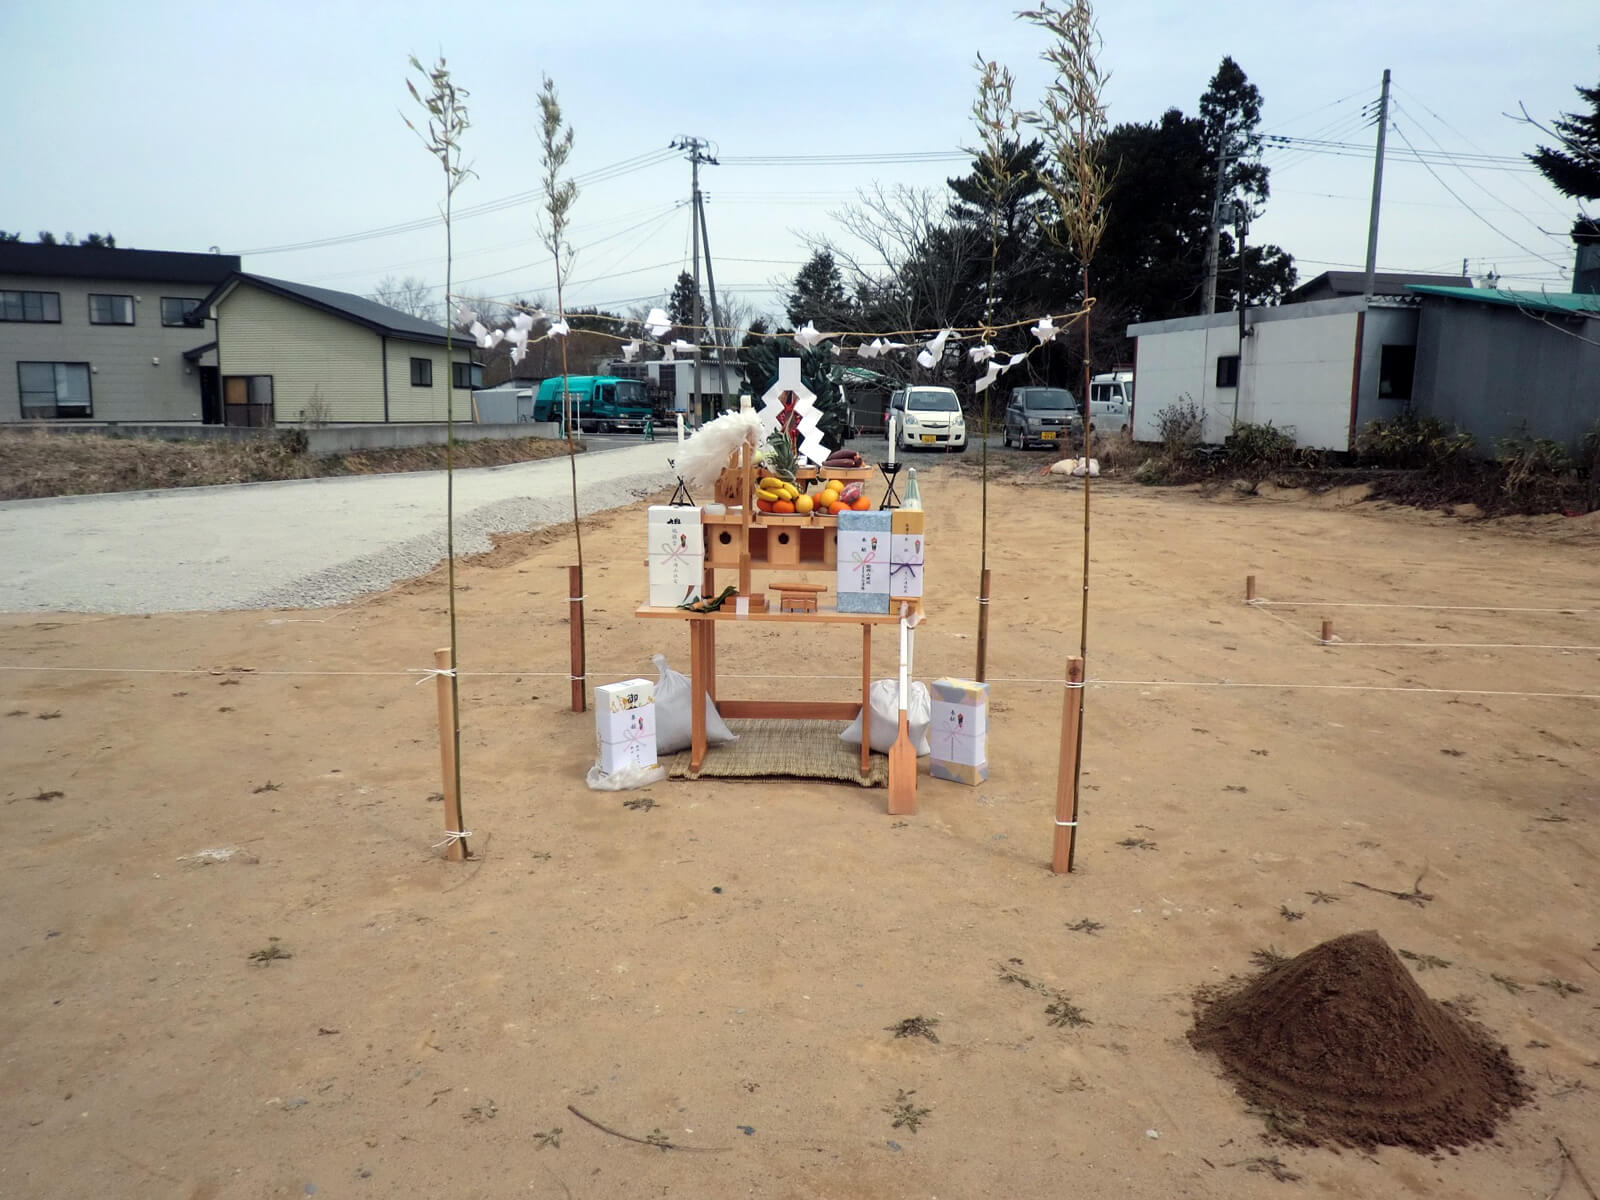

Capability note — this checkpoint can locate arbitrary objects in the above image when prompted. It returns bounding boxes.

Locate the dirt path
[1,467,1596,1198]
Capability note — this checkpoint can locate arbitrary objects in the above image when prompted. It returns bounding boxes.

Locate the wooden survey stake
[569,564,586,712]
[434,646,468,862]
[1051,656,1085,874]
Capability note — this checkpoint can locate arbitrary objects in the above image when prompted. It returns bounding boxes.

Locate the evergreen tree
[784,250,852,329]
[1525,61,1600,243]
[1199,56,1269,214]
[666,271,705,340]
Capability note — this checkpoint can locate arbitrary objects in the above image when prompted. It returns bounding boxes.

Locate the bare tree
[369,274,439,322]
[809,183,985,357]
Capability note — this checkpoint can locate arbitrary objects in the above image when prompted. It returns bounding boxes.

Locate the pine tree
[1199,56,1269,214]
[666,272,705,341]
[1526,65,1600,242]
[784,250,851,329]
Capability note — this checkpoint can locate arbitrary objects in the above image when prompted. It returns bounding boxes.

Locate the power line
[1388,119,1568,270]
[1391,100,1570,246]
[1393,83,1575,222]
[720,150,967,166]
[236,147,677,256]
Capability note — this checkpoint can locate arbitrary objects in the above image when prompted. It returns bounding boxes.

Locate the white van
[1089,371,1134,434]
[888,386,967,452]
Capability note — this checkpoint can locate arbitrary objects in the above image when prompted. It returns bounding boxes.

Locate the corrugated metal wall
[1414,299,1600,453]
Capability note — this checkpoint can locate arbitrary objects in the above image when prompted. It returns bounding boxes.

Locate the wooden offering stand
[701,443,875,595]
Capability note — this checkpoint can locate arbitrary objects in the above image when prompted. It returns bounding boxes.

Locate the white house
[1127,273,1445,452]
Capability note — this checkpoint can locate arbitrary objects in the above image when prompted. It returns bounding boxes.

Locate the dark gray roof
[0,242,240,285]
[1289,270,1471,303]
[201,272,464,347]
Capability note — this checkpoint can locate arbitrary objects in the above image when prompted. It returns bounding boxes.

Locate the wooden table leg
[689,619,708,772]
[861,623,872,775]
[705,614,717,704]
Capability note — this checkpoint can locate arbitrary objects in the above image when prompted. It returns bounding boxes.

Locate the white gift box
[595,678,658,772]
[930,677,988,785]
[889,533,924,599]
[648,505,704,608]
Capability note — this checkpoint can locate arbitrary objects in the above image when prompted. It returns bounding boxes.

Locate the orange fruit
[773,500,795,514]
[850,496,871,511]
[828,501,847,515]
[756,498,775,512]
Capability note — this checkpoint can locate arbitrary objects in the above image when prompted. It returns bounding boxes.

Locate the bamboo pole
[434,646,468,862]
[1052,656,1086,874]
[976,568,992,683]
[569,564,586,712]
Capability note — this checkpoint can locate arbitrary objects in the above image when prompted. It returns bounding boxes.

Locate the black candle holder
[877,461,904,510]
[667,458,696,507]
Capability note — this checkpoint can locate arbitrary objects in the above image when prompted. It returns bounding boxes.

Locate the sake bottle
[903,467,922,511]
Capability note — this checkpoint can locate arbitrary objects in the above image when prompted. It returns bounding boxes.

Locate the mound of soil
[1190,931,1527,1152]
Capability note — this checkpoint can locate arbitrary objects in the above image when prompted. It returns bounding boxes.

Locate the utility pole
[696,190,734,416]
[1202,137,1232,315]
[672,136,718,425]
[1362,68,1391,299]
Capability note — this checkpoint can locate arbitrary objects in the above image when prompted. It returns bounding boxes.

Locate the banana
[755,487,780,502]
[760,476,785,490]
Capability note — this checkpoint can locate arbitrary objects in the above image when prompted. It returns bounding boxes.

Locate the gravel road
[0,442,676,614]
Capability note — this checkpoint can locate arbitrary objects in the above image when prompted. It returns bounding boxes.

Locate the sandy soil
[2,459,1598,1199]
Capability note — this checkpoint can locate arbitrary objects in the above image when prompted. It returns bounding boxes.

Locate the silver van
[1003,386,1078,449]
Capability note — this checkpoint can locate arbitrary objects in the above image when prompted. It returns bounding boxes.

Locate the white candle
[676,413,685,445]
[887,414,897,466]
[740,394,752,412]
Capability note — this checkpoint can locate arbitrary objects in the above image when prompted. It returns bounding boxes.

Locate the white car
[889,386,968,452]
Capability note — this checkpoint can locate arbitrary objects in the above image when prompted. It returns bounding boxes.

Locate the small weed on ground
[1066,918,1105,934]
[533,1127,562,1150]
[1305,890,1340,904]
[1118,837,1157,851]
[1045,996,1092,1028]
[885,1016,941,1043]
[1229,1156,1303,1183]
[1399,949,1452,971]
[30,790,64,803]
[623,796,656,811]
[1540,978,1585,998]
[1492,973,1525,995]
[886,1089,931,1133]
[248,937,293,967]
[1251,947,1290,972]
[1278,904,1304,922]
[464,1098,499,1122]
[36,710,62,720]
[252,781,281,794]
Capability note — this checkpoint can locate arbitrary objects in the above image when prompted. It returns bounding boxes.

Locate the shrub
[1576,420,1600,512]
[1154,396,1204,460]
[1495,429,1570,506]
[1223,422,1298,471]
[1356,410,1477,472]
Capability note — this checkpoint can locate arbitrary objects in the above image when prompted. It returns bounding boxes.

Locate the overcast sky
[3,1,1595,323]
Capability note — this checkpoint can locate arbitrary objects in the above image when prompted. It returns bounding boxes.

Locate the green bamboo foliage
[404,54,474,851]
[537,74,586,695]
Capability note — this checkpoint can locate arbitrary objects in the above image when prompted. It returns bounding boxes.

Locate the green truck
[534,375,652,432]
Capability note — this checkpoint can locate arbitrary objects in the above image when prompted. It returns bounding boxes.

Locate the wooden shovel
[887,604,917,815]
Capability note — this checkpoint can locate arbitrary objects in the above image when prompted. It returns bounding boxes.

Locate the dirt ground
[2,457,1598,1199]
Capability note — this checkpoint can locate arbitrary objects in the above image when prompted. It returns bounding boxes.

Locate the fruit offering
[825,449,863,469]
[756,475,801,513]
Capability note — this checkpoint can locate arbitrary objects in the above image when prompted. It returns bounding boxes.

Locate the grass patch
[0,429,580,501]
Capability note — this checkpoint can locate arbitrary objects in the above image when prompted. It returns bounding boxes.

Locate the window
[1,289,61,323]
[18,362,93,419]
[160,297,201,327]
[88,293,134,325]
[451,360,482,389]
[410,356,433,387]
[1021,389,1075,410]
[906,388,960,411]
[222,375,274,427]
[1378,344,1416,401]
[1215,355,1240,388]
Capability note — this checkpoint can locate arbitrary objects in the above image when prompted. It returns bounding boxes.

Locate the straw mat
[665,719,887,787]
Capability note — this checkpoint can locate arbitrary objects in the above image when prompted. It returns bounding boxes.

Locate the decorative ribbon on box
[648,505,703,608]
[929,676,987,785]
[849,542,880,586]
[838,510,892,613]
